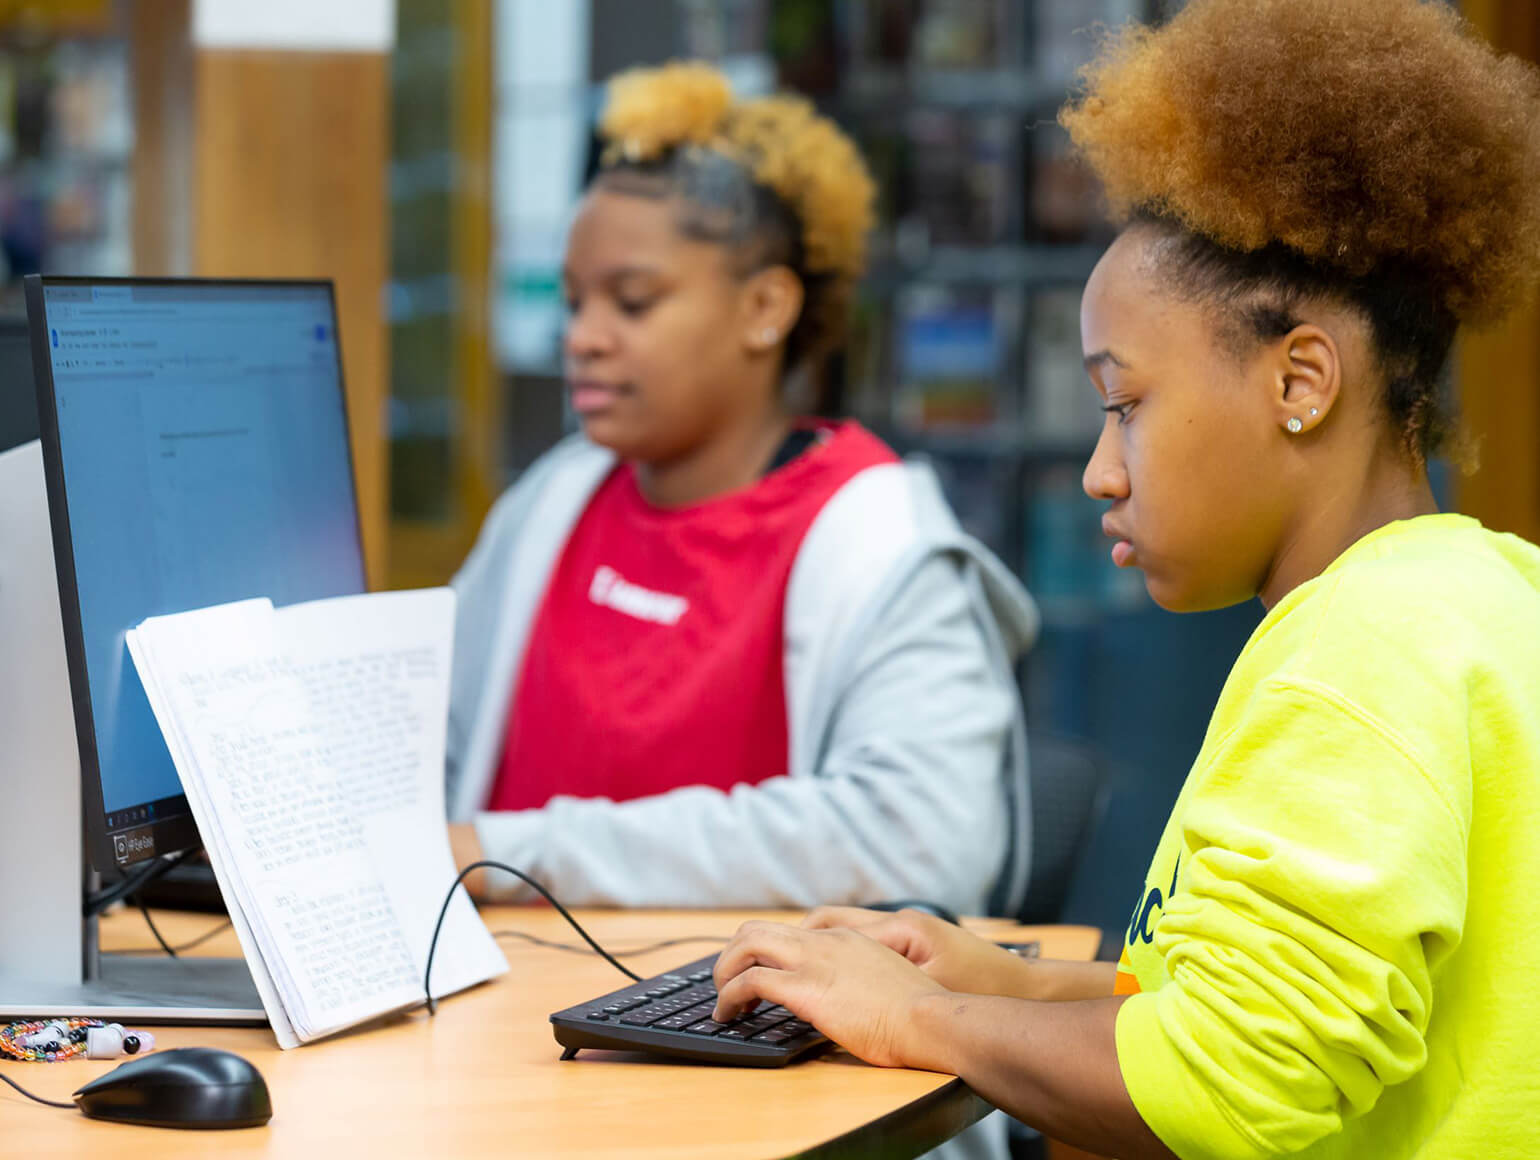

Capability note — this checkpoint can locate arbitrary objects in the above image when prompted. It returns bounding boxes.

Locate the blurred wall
[1457,1,1540,543]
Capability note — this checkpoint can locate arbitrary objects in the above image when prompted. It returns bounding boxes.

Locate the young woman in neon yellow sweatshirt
[709,1,1540,1157]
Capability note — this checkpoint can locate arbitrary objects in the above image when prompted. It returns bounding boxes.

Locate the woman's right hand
[800,906,1034,997]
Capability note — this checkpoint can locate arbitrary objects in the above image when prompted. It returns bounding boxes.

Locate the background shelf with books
[0,6,134,313]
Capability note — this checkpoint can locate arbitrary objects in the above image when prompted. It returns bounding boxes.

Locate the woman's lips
[569,381,622,415]
[1102,515,1135,567]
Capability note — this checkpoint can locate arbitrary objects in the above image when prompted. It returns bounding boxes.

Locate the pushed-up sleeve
[1116,678,1469,1160]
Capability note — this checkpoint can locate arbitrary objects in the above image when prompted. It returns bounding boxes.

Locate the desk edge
[785,1075,992,1160]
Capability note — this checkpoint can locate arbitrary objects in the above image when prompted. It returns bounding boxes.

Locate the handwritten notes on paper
[128,590,506,1047]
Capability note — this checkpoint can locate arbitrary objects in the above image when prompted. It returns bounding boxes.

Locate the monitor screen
[26,279,366,871]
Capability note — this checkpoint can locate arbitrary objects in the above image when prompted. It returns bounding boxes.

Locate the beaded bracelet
[0,1019,152,1062]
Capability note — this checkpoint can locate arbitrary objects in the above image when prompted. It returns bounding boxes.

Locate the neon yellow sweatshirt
[1113,514,1540,1159]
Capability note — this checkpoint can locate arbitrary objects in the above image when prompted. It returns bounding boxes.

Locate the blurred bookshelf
[0,1,133,313]
[387,0,498,589]
[747,2,1142,624]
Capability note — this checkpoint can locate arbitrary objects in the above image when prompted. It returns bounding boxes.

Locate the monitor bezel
[23,274,366,874]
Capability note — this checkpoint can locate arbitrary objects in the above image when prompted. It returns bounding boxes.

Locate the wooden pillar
[190,49,391,587]
[130,0,193,277]
[130,4,392,588]
[1455,1,1540,543]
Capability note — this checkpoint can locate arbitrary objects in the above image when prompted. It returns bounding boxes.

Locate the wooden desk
[4,908,1099,1159]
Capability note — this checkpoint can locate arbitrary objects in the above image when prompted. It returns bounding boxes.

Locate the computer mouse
[72,1046,271,1129]
[865,899,962,925]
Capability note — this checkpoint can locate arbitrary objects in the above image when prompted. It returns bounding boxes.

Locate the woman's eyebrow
[603,264,664,282]
[1082,349,1128,373]
[562,264,665,286]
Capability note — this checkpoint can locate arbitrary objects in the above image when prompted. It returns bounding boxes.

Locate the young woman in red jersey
[445,63,1038,926]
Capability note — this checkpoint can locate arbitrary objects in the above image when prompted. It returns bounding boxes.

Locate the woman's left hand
[711,920,950,1070]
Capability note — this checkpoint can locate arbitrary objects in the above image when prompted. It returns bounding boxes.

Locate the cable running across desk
[0,1070,76,1110]
[117,911,233,957]
[424,860,647,1015]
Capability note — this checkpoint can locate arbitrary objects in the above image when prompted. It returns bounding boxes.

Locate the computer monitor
[0,277,365,1022]
[26,277,367,874]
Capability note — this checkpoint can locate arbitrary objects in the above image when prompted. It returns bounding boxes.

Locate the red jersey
[487,422,899,811]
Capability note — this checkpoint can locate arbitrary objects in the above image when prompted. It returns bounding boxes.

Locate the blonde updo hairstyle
[596,62,876,379]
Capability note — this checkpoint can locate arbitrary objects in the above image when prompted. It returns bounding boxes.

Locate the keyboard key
[739,1012,792,1033]
[551,953,830,1066]
[619,1008,669,1026]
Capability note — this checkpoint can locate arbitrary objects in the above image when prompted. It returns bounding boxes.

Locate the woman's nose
[564,303,611,360]
[1083,428,1130,501]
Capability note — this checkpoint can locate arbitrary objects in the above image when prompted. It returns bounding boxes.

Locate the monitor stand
[0,440,265,1024]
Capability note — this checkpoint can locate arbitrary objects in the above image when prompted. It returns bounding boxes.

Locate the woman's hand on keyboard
[800,906,1031,996]
[711,920,949,1069]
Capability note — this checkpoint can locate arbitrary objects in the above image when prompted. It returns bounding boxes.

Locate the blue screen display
[42,282,365,816]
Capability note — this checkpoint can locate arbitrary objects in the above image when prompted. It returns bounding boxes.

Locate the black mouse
[72,1047,271,1129]
[865,899,962,925]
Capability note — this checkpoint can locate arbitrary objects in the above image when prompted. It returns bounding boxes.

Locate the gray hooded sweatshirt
[446,436,1040,918]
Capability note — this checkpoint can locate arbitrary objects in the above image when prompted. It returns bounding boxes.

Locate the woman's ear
[741,266,805,355]
[1268,323,1341,435]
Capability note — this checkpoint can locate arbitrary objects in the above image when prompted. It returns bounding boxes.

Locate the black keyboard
[550,954,831,1067]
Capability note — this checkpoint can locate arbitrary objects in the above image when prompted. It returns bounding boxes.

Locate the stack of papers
[127,589,506,1048]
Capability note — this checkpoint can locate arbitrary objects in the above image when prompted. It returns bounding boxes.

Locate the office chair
[1016,733,1108,925]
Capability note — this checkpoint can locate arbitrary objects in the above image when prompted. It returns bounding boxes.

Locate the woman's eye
[1102,402,1134,425]
[616,296,655,317]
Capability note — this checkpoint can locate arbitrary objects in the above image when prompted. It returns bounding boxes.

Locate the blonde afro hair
[596,61,876,368]
[1060,0,1540,324]
[601,61,733,162]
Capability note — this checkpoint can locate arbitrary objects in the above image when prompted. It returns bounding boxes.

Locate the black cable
[83,849,194,918]
[134,899,177,957]
[424,860,643,1015]
[168,918,234,955]
[0,1070,76,1110]
[83,859,167,917]
[116,915,233,958]
[491,930,728,958]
